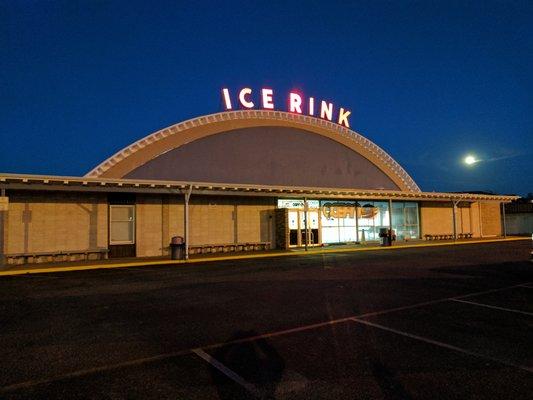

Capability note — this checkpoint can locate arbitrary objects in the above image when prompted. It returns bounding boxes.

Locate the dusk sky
[1,0,532,195]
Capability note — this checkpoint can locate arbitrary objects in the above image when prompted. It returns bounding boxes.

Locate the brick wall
[470,202,481,237]
[0,192,279,258]
[236,198,275,244]
[420,201,475,236]
[275,208,289,249]
[480,202,502,236]
[420,202,453,235]
[189,196,276,246]
[4,191,107,254]
[135,195,164,257]
[0,210,5,263]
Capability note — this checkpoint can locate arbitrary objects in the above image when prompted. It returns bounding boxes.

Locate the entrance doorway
[108,194,136,258]
[288,209,321,247]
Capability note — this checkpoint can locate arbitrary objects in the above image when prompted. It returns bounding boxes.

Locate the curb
[0,237,528,276]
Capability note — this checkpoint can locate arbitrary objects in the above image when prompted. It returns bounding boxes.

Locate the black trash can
[170,236,185,260]
[379,228,392,246]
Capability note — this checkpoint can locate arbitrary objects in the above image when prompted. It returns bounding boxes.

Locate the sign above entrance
[277,199,320,209]
[221,88,352,128]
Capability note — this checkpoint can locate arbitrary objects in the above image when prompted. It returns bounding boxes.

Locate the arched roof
[85,110,420,192]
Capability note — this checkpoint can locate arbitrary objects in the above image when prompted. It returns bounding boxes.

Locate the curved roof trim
[85,110,421,192]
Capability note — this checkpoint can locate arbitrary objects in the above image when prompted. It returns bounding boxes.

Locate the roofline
[0,173,520,203]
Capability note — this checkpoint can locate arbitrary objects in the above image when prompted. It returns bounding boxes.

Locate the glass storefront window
[392,202,419,239]
[321,201,358,243]
[277,198,420,245]
[357,201,390,241]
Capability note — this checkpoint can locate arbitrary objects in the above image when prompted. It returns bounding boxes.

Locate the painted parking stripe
[199,283,529,352]
[0,348,193,393]
[355,282,529,319]
[192,349,261,398]
[1,281,529,393]
[350,317,533,373]
[450,298,533,317]
[453,283,532,300]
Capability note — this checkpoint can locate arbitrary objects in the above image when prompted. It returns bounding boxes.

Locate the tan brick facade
[275,208,289,249]
[188,196,276,247]
[420,202,454,236]
[0,211,6,264]
[480,202,502,236]
[135,195,164,257]
[420,201,504,238]
[470,202,481,237]
[420,202,490,237]
[0,189,507,264]
[4,191,107,255]
[131,195,277,257]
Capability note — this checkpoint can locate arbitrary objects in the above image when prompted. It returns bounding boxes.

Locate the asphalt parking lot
[0,240,531,399]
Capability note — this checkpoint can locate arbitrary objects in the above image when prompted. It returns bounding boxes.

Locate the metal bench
[189,242,271,255]
[4,248,109,265]
[424,233,473,241]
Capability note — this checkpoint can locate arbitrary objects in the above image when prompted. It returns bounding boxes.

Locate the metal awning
[0,173,520,203]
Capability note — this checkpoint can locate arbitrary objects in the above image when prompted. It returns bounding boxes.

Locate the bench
[4,248,109,265]
[188,242,271,255]
[424,233,473,240]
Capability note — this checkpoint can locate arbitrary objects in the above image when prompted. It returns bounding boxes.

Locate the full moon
[464,155,477,165]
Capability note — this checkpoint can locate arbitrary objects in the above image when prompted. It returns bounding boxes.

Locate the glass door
[299,209,321,246]
[288,210,299,247]
[109,204,136,258]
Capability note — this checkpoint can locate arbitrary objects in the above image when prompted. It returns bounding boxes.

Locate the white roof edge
[0,173,520,202]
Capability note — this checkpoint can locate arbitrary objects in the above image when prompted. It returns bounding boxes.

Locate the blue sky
[1,0,532,195]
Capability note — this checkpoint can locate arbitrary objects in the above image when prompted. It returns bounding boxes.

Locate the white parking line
[350,317,533,373]
[354,282,529,319]
[192,349,261,398]
[1,281,530,393]
[450,298,533,317]
[454,283,529,300]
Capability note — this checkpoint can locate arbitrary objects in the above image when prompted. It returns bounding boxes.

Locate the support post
[478,201,483,238]
[452,199,458,242]
[355,203,359,242]
[184,185,192,260]
[501,202,507,238]
[388,199,393,238]
[304,197,308,251]
[0,188,5,266]
[469,201,474,237]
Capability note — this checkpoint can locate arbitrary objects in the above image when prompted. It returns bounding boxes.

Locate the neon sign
[221,87,352,128]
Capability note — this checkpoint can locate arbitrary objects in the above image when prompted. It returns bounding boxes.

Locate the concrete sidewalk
[0,236,529,276]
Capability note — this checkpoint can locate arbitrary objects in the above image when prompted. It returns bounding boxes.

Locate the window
[110,205,135,244]
[320,201,358,243]
[358,201,390,241]
[391,202,419,239]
